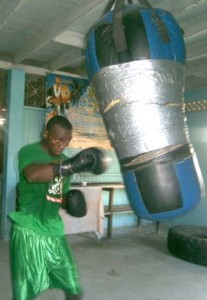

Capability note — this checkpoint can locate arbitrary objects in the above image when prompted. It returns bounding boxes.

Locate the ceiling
[0,0,206,91]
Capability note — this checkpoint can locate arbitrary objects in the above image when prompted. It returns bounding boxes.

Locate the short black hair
[46,115,73,131]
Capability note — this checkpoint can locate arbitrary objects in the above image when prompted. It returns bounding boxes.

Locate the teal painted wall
[165,87,207,227]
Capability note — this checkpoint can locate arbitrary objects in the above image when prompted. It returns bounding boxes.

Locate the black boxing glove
[53,147,111,177]
[65,189,87,218]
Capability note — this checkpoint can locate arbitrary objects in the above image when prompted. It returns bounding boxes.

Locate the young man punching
[9,115,108,300]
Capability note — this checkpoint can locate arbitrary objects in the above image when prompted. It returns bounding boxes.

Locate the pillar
[0,69,25,240]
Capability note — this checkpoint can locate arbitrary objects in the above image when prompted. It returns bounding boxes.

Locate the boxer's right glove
[53,147,111,177]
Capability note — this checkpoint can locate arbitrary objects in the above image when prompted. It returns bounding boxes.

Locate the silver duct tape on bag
[92,59,190,163]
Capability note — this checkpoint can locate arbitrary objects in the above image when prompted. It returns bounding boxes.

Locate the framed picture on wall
[45,73,111,150]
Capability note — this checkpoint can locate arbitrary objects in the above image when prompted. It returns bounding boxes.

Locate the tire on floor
[167,225,207,266]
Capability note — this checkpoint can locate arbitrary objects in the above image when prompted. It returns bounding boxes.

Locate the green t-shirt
[9,142,70,237]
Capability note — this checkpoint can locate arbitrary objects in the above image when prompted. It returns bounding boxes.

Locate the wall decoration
[25,74,46,108]
[46,73,111,150]
[185,100,207,113]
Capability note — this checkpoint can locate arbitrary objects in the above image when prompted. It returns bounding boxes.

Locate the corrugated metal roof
[0,0,206,90]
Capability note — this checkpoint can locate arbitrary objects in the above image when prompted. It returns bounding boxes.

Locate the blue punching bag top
[86,4,186,81]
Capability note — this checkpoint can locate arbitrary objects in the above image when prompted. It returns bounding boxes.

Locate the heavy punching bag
[86,0,204,220]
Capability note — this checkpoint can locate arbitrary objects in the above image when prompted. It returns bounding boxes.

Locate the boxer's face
[44,124,73,156]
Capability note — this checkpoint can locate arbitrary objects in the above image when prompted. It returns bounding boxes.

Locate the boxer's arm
[23,163,56,183]
[23,147,111,183]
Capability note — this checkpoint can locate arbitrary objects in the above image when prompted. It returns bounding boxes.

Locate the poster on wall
[46,73,111,150]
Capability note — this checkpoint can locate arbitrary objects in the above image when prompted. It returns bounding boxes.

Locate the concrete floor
[1,224,207,300]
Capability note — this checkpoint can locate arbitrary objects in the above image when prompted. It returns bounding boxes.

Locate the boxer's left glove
[53,147,111,177]
[64,189,87,218]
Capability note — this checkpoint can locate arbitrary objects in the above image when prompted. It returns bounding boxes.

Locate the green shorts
[10,224,82,300]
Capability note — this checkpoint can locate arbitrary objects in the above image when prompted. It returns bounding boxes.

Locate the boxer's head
[43,116,73,156]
